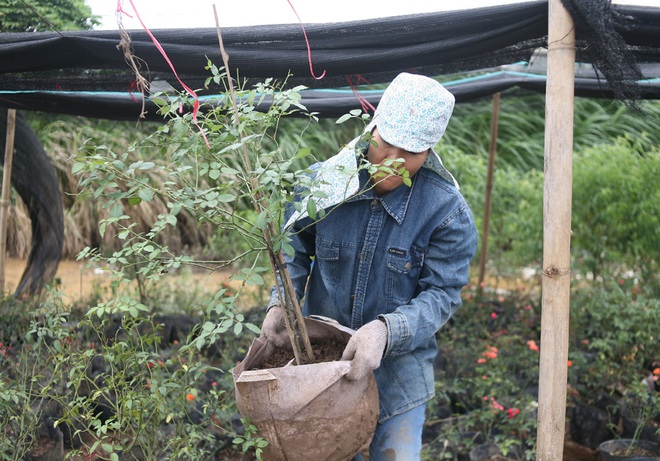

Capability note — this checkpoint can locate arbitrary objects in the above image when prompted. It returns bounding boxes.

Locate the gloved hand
[341,319,388,381]
[260,305,290,348]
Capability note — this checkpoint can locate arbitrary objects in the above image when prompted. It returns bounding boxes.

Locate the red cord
[347,75,376,114]
[286,0,326,80]
[117,0,210,147]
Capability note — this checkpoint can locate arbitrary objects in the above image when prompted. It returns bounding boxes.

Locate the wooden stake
[0,108,17,294]
[537,0,575,459]
[477,92,500,297]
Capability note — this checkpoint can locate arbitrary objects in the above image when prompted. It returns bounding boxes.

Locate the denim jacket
[271,138,478,422]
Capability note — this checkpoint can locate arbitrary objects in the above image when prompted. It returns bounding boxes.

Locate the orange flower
[567,360,573,367]
[477,358,487,364]
[186,393,195,401]
[527,340,539,352]
[653,368,660,376]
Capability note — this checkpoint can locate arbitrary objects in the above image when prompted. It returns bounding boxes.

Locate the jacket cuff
[379,312,410,357]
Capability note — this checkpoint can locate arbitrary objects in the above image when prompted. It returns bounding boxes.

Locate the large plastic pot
[599,439,660,461]
[233,317,379,461]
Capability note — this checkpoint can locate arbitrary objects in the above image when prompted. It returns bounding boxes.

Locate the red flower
[527,340,539,352]
[507,408,521,419]
[490,397,505,412]
[490,312,497,319]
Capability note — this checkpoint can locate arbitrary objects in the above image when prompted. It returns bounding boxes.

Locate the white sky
[88,0,660,30]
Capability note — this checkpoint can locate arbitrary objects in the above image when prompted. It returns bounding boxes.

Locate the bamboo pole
[0,108,17,294]
[477,92,501,297]
[536,0,575,459]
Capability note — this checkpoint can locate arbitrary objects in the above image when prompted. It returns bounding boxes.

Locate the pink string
[347,75,376,113]
[286,0,326,80]
[117,0,209,147]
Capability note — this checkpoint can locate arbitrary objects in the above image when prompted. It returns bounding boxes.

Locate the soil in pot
[255,340,345,369]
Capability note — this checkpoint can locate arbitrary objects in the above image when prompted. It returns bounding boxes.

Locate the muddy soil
[257,340,345,368]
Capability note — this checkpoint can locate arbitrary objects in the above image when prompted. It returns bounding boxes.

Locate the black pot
[599,439,660,461]
[469,443,523,461]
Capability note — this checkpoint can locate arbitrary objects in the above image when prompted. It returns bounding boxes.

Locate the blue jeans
[353,403,426,461]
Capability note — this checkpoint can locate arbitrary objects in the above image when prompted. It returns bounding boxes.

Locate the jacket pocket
[385,245,425,307]
[316,239,341,284]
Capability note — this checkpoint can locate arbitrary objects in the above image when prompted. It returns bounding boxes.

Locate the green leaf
[234,322,243,335]
[109,203,123,218]
[221,166,240,175]
[336,113,352,124]
[295,147,311,159]
[254,210,269,230]
[306,199,318,220]
[139,188,154,202]
[217,194,236,203]
[127,196,142,206]
[165,214,177,226]
[72,162,86,175]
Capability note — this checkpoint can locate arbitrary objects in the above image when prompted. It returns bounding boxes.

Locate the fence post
[0,108,17,294]
[536,0,575,459]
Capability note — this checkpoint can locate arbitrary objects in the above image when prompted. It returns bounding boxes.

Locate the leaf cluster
[0,0,98,32]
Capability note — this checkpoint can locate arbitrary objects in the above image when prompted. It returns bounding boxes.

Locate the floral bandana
[374,72,455,153]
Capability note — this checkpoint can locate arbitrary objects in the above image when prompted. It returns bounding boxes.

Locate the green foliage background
[14,94,660,295]
[0,0,98,32]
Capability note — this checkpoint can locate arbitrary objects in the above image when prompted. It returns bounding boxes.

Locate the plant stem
[212,7,313,364]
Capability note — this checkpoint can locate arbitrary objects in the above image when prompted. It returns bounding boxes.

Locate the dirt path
[3,258,240,302]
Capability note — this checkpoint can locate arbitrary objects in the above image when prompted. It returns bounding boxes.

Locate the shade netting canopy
[1,1,660,120]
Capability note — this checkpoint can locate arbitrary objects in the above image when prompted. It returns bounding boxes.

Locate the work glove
[341,319,388,381]
[260,305,290,348]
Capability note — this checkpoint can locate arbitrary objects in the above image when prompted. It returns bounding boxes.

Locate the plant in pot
[599,380,660,461]
[148,55,380,458]
[72,25,400,456]
[205,68,381,461]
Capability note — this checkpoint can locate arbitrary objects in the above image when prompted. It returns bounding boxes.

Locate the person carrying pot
[262,72,478,460]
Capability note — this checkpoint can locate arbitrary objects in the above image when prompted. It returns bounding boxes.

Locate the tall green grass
[10,95,660,283]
